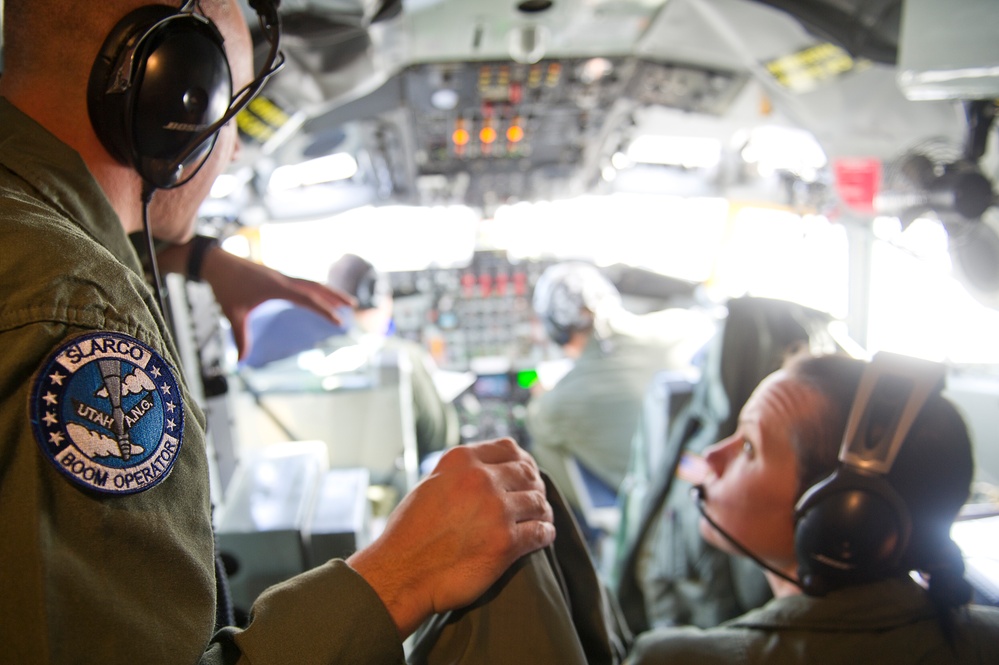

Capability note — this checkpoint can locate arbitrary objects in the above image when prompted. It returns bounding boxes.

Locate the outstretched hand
[347,438,556,638]
[158,241,354,359]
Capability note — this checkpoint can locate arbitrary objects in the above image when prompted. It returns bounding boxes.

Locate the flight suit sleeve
[408,475,630,665]
[205,560,406,665]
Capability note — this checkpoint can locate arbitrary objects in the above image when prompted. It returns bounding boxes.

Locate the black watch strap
[186,235,220,282]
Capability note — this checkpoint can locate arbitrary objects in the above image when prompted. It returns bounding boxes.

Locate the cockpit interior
[45,0,999,624]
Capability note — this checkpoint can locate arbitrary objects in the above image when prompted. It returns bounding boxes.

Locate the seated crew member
[325,253,460,461]
[625,352,999,664]
[238,297,349,369]
[237,259,365,370]
[527,261,710,519]
[240,252,460,462]
[0,1,555,662]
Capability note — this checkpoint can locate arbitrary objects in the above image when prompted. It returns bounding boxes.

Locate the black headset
[792,351,946,596]
[87,0,284,190]
[354,264,390,311]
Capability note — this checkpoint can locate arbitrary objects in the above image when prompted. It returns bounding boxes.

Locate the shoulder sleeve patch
[30,331,185,495]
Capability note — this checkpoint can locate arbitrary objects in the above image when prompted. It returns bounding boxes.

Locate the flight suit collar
[728,577,938,633]
[0,96,144,278]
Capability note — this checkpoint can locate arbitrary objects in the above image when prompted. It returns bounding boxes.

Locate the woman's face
[698,370,822,572]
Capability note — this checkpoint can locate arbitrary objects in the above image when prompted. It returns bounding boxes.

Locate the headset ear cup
[794,468,911,595]
[533,270,571,346]
[88,6,176,167]
[351,265,391,310]
[355,269,376,310]
[543,317,571,347]
[547,281,581,343]
[88,6,232,188]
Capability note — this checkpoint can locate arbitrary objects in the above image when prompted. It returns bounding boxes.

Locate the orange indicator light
[452,128,470,146]
[480,126,498,144]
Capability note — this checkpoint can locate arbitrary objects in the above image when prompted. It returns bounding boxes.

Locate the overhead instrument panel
[403,57,632,208]
[400,58,747,210]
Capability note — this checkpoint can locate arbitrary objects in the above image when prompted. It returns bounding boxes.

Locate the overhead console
[240,56,749,216]
[401,58,748,209]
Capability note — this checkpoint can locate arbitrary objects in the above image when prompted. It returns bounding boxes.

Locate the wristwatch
[186,234,220,282]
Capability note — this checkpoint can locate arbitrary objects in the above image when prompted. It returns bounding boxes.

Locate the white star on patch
[43,392,58,406]
[49,371,66,386]
[150,366,161,378]
[166,419,176,431]
[43,412,58,426]
[165,401,176,413]
[48,431,64,445]
[161,383,171,395]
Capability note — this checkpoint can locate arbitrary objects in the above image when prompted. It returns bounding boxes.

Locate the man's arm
[155,239,354,359]
[203,438,555,665]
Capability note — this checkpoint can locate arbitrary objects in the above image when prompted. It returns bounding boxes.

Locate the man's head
[1,1,255,243]
[532,262,621,348]
[327,254,393,334]
[146,1,254,243]
[87,3,235,189]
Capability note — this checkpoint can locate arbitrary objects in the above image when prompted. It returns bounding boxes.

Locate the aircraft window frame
[867,216,999,366]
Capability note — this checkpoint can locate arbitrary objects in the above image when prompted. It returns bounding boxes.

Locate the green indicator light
[516,369,538,390]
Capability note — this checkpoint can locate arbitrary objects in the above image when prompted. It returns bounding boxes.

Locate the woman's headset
[793,352,946,596]
[87,0,284,189]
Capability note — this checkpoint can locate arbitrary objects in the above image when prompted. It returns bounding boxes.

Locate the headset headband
[838,352,946,476]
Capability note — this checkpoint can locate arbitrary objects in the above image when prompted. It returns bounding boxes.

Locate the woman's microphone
[685,454,802,590]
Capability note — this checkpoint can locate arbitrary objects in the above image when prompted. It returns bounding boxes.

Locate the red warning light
[509,82,523,105]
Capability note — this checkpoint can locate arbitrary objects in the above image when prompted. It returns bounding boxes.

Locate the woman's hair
[781,352,975,610]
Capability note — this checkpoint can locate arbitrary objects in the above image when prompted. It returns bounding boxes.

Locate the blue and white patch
[30,332,184,495]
